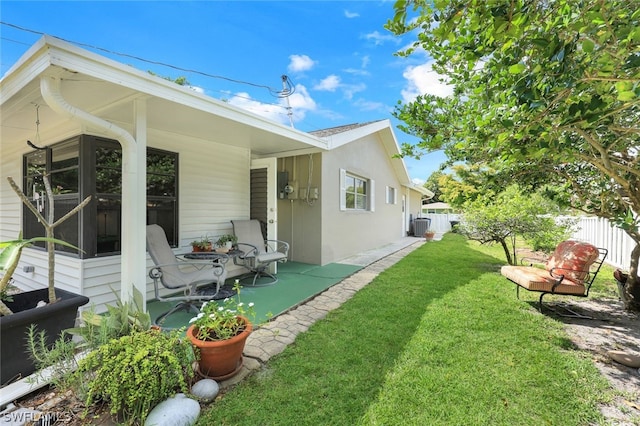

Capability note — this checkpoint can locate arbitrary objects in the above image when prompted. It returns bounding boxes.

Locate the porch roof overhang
[1,35,328,158]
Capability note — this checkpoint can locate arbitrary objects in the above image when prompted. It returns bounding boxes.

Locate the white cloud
[314,75,341,92]
[344,10,359,18]
[353,98,386,112]
[227,84,317,126]
[287,84,317,112]
[401,61,453,102]
[363,31,400,46]
[342,82,366,100]
[412,177,426,186]
[311,76,365,100]
[227,93,286,123]
[288,54,316,73]
[343,55,371,77]
[188,85,205,94]
[343,68,370,77]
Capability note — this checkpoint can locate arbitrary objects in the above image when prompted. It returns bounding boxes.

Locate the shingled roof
[309,120,385,138]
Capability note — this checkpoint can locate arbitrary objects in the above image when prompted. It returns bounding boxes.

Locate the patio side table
[182,250,244,299]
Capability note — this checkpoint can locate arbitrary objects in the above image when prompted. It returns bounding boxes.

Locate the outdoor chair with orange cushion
[501,240,607,316]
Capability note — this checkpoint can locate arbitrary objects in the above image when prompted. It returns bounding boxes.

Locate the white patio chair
[146,224,228,326]
[231,219,289,286]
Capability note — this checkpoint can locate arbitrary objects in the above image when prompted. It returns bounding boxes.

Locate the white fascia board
[376,123,413,185]
[1,35,51,81]
[36,36,327,151]
[406,184,435,198]
[1,42,55,104]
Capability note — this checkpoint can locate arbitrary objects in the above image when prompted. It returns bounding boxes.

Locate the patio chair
[146,224,228,326]
[501,240,607,317]
[231,219,289,286]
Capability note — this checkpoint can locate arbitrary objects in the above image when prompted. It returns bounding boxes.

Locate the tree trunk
[500,239,514,265]
[623,242,640,312]
[7,176,91,305]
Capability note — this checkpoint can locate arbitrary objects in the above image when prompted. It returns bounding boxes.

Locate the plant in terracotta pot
[423,228,436,241]
[186,280,255,380]
[191,236,213,252]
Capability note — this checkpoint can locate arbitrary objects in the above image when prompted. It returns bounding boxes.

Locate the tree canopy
[460,185,575,265]
[386,0,640,310]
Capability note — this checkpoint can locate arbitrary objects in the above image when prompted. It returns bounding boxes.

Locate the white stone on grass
[144,393,200,426]
[191,379,219,402]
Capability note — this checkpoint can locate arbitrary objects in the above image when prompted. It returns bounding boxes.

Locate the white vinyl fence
[419,213,461,234]
[566,216,634,270]
[422,213,634,270]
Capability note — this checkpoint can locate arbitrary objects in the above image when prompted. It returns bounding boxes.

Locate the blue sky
[0,1,450,184]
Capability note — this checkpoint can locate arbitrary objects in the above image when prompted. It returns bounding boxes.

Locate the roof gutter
[39,76,147,306]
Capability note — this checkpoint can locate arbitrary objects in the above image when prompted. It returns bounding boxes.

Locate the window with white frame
[386,186,397,204]
[340,169,374,211]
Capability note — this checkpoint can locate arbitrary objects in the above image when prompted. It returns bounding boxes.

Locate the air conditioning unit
[413,218,431,236]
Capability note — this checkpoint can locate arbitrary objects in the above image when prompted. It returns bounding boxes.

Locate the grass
[197,233,613,425]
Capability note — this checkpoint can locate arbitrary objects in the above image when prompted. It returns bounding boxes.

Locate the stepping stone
[607,350,640,368]
[144,393,200,426]
[191,379,219,402]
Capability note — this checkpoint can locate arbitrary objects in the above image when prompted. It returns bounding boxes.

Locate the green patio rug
[147,261,363,329]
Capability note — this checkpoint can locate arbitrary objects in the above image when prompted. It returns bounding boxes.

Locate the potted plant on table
[215,234,237,253]
[191,236,213,252]
[186,280,255,380]
[0,175,91,384]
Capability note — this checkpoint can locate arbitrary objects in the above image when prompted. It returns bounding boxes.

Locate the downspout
[39,76,147,308]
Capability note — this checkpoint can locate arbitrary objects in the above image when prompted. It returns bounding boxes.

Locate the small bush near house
[28,289,194,425]
[75,329,194,425]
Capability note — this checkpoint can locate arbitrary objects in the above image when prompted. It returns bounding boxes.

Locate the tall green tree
[423,171,445,202]
[461,185,574,265]
[437,164,490,207]
[387,0,640,311]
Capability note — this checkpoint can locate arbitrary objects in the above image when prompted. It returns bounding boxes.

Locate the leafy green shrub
[27,325,80,391]
[27,289,193,424]
[459,185,577,265]
[66,287,151,350]
[76,329,194,425]
[27,287,152,394]
[524,216,577,253]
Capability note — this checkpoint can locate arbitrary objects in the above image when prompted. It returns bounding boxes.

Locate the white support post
[121,98,147,307]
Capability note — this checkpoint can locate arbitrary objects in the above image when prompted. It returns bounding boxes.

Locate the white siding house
[1,36,432,312]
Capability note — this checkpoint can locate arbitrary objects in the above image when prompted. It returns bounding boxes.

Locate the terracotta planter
[186,315,252,381]
[424,231,435,241]
[192,243,212,253]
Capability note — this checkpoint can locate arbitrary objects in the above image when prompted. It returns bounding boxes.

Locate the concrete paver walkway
[221,236,425,388]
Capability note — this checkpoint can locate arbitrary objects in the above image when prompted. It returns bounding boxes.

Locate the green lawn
[197,233,612,425]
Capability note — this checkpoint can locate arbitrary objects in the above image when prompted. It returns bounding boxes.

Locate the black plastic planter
[0,288,89,385]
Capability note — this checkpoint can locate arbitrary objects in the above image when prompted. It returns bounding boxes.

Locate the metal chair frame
[231,220,289,286]
[146,224,228,326]
[510,247,608,318]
